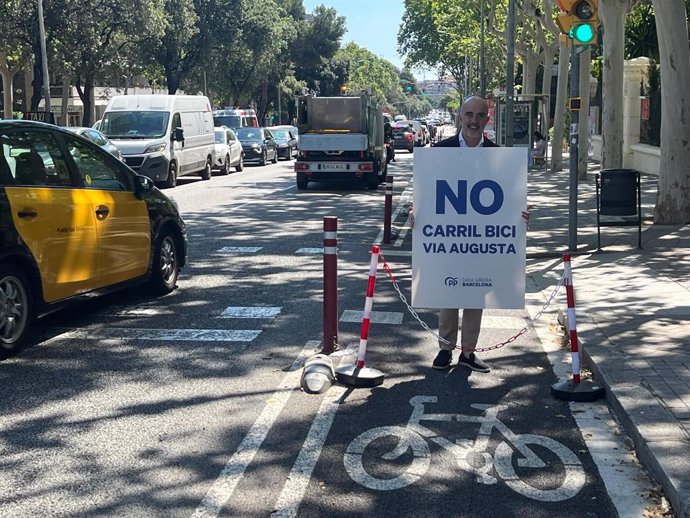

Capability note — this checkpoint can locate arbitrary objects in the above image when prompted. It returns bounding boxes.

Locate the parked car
[236,127,278,166]
[270,124,300,146]
[0,120,187,351]
[213,127,244,174]
[267,126,298,160]
[391,123,415,153]
[65,127,123,161]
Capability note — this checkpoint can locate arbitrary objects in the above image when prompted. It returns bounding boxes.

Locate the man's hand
[522,205,533,229]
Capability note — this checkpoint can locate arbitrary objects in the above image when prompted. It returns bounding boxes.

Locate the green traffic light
[570,23,595,44]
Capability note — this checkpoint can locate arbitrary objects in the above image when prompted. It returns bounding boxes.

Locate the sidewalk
[526,161,690,517]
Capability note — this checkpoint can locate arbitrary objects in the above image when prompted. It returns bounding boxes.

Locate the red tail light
[358,163,373,171]
[295,163,310,171]
[406,134,413,141]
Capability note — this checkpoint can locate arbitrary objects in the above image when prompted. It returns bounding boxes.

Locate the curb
[577,315,690,518]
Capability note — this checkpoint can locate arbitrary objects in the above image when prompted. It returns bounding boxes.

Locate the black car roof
[0,120,83,137]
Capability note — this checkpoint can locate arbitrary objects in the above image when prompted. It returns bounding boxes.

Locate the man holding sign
[410,96,529,373]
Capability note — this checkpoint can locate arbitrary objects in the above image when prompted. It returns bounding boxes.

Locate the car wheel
[271,150,278,164]
[0,264,32,348]
[259,150,267,166]
[236,154,244,172]
[149,231,179,294]
[219,155,230,175]
[201,157,212,180]
[164,161,177,188]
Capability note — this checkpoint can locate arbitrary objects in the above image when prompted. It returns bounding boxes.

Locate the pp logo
[444,277,459,287]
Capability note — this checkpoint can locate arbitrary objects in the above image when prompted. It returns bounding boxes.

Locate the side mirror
[173,127,184,141]
[135,174,154,198]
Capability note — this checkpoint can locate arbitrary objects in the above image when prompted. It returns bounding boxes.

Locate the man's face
[459,98,489,142]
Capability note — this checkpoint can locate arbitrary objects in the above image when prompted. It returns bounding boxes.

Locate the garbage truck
[294,91,386,190]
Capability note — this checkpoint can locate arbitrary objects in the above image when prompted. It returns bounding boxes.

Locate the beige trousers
[438,308,484,353]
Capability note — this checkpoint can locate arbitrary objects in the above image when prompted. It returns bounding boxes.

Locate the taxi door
[64,136,151,288]
[1,129,99,302]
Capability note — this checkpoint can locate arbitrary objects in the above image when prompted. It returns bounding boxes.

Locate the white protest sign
[411,147,527,309]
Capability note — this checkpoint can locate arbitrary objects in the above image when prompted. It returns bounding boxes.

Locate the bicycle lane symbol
[343,395,585,502]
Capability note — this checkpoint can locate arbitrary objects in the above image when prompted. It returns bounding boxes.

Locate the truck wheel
[367,171,379,190]
[296,173,308,190]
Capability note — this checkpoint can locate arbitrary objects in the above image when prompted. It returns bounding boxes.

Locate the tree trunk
[30,58,43,111]
[522,53,540,95]
[551,39,569,171]
[23,65,32,113]
[578,48,592,179]
[76,76,94,127]
[165,63,180,94]
[599,0,628,169]
[651,0,690,224]
[0,55,15,119]
[61,75,70,126]
[541,46,556,133]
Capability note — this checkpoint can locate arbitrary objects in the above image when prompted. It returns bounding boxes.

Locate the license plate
[321,163,347,170]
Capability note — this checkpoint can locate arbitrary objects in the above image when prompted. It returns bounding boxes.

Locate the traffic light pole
[568,44,583,252]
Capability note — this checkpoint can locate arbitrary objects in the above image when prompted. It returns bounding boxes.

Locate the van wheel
[235,155,244,172]
[219,155,230,175]
[149,231,179,294]
[165,162,177,188]
[201,157,212,180]
[0,264,33,348]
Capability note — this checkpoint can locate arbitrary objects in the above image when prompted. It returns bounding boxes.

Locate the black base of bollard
[551,379,605,402]
[336,364,385,388]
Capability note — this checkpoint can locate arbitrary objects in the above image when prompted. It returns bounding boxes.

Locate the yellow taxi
[0,120,187,351]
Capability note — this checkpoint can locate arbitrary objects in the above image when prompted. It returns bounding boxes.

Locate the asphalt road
[0,152,660,517]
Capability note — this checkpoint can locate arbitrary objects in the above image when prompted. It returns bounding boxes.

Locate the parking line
[191,340,320,518]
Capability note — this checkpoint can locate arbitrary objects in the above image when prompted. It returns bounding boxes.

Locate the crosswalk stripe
[340,310,404,324]
[218,246,263,253]
[220,307,282,318]
[57,328,262,342]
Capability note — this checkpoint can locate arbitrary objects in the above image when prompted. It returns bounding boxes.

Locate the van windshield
[101,111,170,139]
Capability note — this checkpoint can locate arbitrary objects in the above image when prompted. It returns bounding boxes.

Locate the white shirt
[458,131,484,148]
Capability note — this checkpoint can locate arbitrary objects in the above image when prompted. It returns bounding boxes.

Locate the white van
[100,95,215,188]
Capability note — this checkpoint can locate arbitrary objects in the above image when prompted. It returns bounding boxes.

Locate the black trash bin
[595,168,642,249]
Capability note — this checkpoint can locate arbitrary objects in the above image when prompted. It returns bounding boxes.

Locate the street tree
[336,43,401,107]
[650,0,690,223]
[292,5,347,93]
[0,0,33,118]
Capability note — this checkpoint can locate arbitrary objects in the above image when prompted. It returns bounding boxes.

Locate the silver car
[213,127,244,174]
[65,127,123,160]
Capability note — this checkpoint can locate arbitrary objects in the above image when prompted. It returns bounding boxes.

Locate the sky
[302,0,410,72]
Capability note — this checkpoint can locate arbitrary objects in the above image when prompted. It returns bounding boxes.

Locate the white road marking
[380,250,412,257]
[295,248,324,254]
[192,341,320,518]
[112,307,165,317]
[217,246,263,253]
[340,310,404,325]
[374,183,414,246]
[271,343,357,517]
[219,307,282,319]
[58,328,261,342]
